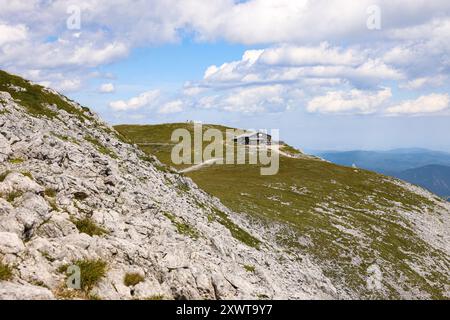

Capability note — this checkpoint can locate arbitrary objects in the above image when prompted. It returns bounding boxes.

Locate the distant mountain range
[397,165,450,201]
[317,148,450,200]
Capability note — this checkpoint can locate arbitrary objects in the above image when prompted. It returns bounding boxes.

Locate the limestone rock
[0,282,54,300]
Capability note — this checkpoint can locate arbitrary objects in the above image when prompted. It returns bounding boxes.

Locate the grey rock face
[0,88,336,300]
[0,282,54,300]
[1,82,449,300]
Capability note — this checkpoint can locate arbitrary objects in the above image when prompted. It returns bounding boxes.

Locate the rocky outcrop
[0,77,335,300]
[0,72,448,300]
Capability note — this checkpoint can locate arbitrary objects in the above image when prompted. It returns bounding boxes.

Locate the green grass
[280,143,302,156]
[0,261,13,281]
[163,212,199,239]
[0,70,93,122]
[114,123,235,170]
[44,188,59,211]
[71,217,108,237]
[144,294,165,300]
[84,135,117,159]
[1,190,24,203]
[51,132,80,145]
[124,273,145,287]
[44,188,57,198]
[59,259,107,292]
[47,198,59,212]
[9,158,24,164]
[21,171,33,179]
[0,171,11,182]
[243,265,256,273]
[116,122,449,299]
[209,208,260,249]
[139,155,177,173]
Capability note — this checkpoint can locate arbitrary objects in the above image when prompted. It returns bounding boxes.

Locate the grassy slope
[115,123,450,299]
[0,70,93,122]
[0,70,127,145]
[2,69,447,298]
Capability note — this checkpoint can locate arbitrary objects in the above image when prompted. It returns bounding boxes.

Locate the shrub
[0,261,13,281]
[44,188,57,198]
[48,198,59,212]
[243,265,256,273]
[5,191,23,203]
[0,171,11,182]
[145,294,165,300]
[73,191,88,201]
[84,135,117,159]
[124,272,145,287]
[8,158,24,164]
[59,259,107,292]
[72,217,108,237]
[210,208,261,249]
[163,212,199,239]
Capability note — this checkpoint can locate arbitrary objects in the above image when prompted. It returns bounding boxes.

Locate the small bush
[5,191,23,203]
[124,272,145,287]
[9,158,24,164]
[163,212,199,239]
[21,171,33,179]
[243,265,256,273]
[59,259,107,292]
[145,294,165,300]
[48,198,59,212]
[210,208,261,249]
[73,191,88,201]
[85,135,117,159]
[44,188,57,198]
[0,261,13,281]
[72,217,108,237]
[0,171,11,182]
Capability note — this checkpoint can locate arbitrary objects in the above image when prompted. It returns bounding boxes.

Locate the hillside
[397,165,450,201]
[1,70,334,300]
[0,70,449,300]
[116,123,450,299]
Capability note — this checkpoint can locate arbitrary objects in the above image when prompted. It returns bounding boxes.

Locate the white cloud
[54,79,82,92]
[158,99,184,114]
[182,84,205,96]
[386,93,450,115]
[399,76,446,90]
[109,90,160,111]
[202,45,402,89]
[0,23,27,46]
[0,0,449,115]
[36,78,81,93]
[201,85,288,113]
[99,83,115,93]
[307,88,392,114]
[258,43,362,66]
[223,85,286,113]
[67,42,129,68]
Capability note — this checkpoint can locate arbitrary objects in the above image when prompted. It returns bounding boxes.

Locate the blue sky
[1,0,450,151]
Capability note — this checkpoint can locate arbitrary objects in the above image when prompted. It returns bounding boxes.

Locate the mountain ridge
[397,164,450,201]
[116,123,450,299]
[1,70,330,300]
[0,70,449,299]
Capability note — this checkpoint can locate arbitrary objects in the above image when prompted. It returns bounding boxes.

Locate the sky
[1,0,450,152]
